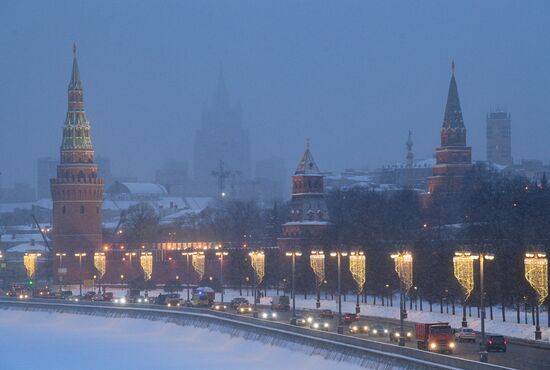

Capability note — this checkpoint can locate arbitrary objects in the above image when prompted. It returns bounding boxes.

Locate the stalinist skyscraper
[50,46,104,283]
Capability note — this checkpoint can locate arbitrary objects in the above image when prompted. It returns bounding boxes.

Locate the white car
[260,311,278,320]
[454,328,476,343]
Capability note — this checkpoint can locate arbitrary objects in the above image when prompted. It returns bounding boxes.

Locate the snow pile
[0,309,405,370]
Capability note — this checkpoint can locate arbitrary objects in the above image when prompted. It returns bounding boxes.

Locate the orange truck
[414,322,455,354]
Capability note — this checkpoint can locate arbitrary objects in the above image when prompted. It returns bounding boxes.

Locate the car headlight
[121,298,126,303]
[248,308,252,312]
[363,326,369,331]
[352,326,358,331]
[137,299,142,303]
[262,313,268,318]
[313,323,319,329]
[407,332,412,337]
[323,323,329,328]
[272,313,277,318]
[74,298,78,302]
[395,332,400,337]
[307,317,313,323]
[449,342,455,349]
[384,329,388,334]
[373,329,378,334]
[430,342,437,349]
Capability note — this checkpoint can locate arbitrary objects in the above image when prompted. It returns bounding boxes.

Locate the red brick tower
[427,62,472,194]
[50,45,104,283]
[278,142,330,251]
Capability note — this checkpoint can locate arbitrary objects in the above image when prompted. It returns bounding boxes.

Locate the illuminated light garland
[24,253,41,279]
[94,253,106,279]
[349,251,366,293]
[310,251,325,287]
[140,252,153,281]
[525,253,548,305]
[249,251,265,285]
[392,252,413,293]
[453,253,475,300]
[192,253,205,281]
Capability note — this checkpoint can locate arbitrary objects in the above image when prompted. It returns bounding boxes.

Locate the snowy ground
[0,309,387,370]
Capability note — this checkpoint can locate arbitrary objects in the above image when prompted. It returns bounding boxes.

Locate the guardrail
[0,298,514,370]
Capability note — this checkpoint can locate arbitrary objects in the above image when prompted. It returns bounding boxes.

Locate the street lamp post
[56,252,66,294]
[74,253,87,296]
[215,250,229,303]
[524,252,547,341]
[391,251,413,347]
[120,274,125,290]
[472,252,494,363]
[182,251,196,302]
[330,251,348,334]
[286,251,302,322]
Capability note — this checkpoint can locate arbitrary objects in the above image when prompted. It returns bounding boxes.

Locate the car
[485,335,507,352]
[370,325,388,337]
[134,296,151,304]
[349,322,370,334]
[82,291,97,300]
[230,298,249,310]
[290,315,308,326]
[155,293,180,305]
[166,297,183,307]
[66,295,80,302]
[212,304,228,312]
[343,312,360,324]
[319,309,334,319]
[92,292,114,302]
[389,327,413,342]
[454,328,476,343]
[310,320,330,331]
[260,311,278,320]
[113,297,127,304]
[236,303,254,314]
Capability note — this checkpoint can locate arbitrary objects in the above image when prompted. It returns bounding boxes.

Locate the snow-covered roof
[283,221,330,226]
[295,145,321,175]
[0,198,53,213]
[6,243,49,253]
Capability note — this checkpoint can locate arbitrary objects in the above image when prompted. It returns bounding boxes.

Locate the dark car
[92,292,113,302]
[230,297,249,310]
[343,312,360,324]
[319,309,334,319]
[486,335,507,352]
[82,291,97,300]
[155,293,180,305]
[389,327,413,342]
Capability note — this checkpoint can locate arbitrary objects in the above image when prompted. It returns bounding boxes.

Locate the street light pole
[215,251,228,303]
[182,252,195,302]
[285,251,302,323]
[74,253,86,296]
[330,251,347,334]
[56,252,66,295]
[473,252,494,363]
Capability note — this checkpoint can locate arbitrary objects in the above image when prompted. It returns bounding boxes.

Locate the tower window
[80,205,85,214]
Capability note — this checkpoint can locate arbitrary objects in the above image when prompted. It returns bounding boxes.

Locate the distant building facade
[50,47,104,283]
[278,143,330,251]
[37,157,58,199]
[193,71,251,197]
[486,111,512,166]
[427,63,472,194]
[155,159,190,195]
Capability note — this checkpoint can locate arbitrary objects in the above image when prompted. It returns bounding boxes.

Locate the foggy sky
[1,1,549,186]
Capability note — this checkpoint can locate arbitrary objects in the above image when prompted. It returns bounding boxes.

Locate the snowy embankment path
[0,309,386,370]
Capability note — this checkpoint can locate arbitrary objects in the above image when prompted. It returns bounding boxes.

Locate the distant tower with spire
[426,61,472,194]
[278,141,330,251]
[405,130,414,187]
[50,45,104,283]
[193,68,251,197]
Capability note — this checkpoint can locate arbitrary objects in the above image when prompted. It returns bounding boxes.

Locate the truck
[415,322,455,354]
[191,287,215,307]
[270,296,290,311]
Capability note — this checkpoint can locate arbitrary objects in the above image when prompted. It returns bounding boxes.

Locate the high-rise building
[278,143,330,251]
[37,157,58,199]
[193,71,251,196]
[155,159,190,195]
[50,46,104,283]
[486,111,512,166]
[427,62,472,194]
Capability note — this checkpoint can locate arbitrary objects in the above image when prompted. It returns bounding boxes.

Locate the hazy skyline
[1,1,549,186]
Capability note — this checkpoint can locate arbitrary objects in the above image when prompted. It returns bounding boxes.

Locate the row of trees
[116,164,549,309]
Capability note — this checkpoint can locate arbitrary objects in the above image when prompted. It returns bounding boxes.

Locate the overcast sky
[0,1,549,186]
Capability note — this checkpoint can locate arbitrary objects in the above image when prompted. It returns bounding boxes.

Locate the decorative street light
[181,251,197,301]
[391,251,413,346]
[94,252,106,294]
[330,250,348,334]
[249,251,265,317]
[74,252,87,296]
[140,251,153,297]
[524,252,548,340]
[310,251,325,309]
[24,252,41,287]
[55,252,67,294]
[286,251,302,321]
[349,251,366,314]
[470,252,495,363]
[453,251,475,328]
[215,250,229,303]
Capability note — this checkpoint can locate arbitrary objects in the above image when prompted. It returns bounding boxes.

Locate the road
[251,306,550,370]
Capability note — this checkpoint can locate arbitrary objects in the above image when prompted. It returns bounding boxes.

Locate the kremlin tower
[426,62,472,194]
[278,142,330,251]
[50,45,104,284]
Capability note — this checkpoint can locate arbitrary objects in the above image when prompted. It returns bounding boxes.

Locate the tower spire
[442,61,464,130]
[69,43,82,90]
[451,59,455,75]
